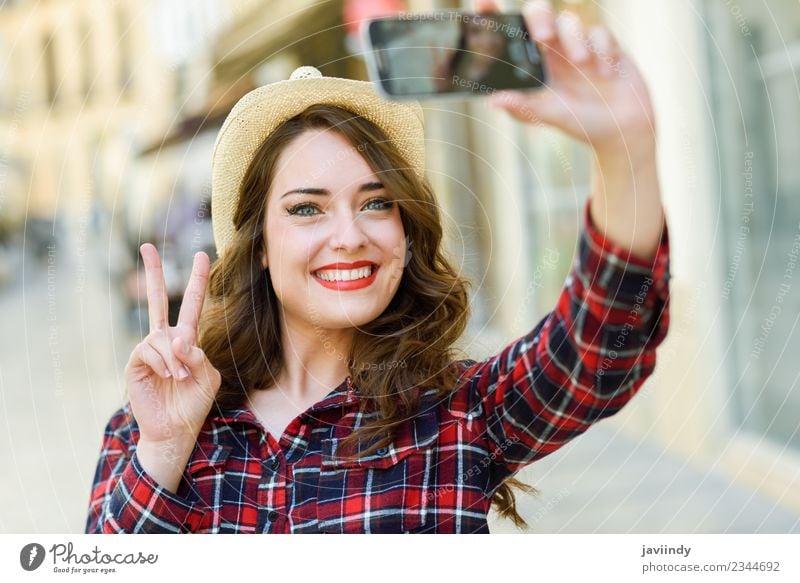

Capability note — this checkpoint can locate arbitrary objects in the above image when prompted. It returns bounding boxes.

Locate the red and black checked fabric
[85,198,670,534]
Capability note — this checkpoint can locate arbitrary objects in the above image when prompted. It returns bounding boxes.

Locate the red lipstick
[311,262,379,291]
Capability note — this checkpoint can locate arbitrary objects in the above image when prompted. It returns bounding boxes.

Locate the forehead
[271,129,376,187]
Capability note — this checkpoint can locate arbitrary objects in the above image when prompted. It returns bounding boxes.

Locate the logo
[394,236,413,268]
[19,543,46,571]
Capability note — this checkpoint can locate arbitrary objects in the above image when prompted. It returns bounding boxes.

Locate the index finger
[177,251,210,341]
[523,0,556,43]
[474,0,500,14]
[140,243,169,332]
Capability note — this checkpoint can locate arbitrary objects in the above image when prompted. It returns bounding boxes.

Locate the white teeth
[314,266,374,282]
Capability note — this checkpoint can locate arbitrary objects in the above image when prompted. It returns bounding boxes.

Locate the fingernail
[177,366,189,380]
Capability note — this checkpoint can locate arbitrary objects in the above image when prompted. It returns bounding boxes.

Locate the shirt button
[270,458,281,471]
[267,509,279,522]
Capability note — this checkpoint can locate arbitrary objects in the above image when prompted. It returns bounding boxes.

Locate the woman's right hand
[124,243,221,451]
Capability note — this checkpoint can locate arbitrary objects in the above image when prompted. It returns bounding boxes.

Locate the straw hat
[211,65,427,260]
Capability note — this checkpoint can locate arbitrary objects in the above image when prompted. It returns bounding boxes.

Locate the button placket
[257,432,277,528]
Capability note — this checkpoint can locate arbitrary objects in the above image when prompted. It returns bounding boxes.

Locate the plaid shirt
[86,198,670,534]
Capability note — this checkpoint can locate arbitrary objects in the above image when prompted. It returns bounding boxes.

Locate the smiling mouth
[311,265,377,282]
[311,264,380,291]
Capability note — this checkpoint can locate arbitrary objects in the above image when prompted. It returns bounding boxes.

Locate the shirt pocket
[183,442,233,533]
[316,406,440,534]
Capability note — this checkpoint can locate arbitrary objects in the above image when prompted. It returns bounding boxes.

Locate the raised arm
[449,0,671,495]
[449,198,669,496]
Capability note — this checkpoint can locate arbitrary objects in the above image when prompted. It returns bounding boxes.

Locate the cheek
[369,215,404,249]
[372,223,407,284]
[265,226,314,290]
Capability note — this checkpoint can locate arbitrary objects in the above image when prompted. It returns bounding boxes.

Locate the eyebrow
[281,181,384,199]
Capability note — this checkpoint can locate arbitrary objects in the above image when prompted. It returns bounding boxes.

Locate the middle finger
[177,251,210,342]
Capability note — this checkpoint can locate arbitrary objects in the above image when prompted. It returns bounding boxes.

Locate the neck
[276,314,354,399]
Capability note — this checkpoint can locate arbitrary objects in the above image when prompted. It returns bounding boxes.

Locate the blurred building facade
[0,0,250,319]
[1,0,797,531]
[576,0,800,516]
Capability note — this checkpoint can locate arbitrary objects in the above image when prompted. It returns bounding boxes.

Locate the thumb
[172,337,220,388]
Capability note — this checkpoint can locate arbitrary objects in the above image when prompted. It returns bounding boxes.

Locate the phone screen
[365,12,546,99]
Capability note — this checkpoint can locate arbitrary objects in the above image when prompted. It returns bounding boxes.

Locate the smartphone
[361,11,547,101]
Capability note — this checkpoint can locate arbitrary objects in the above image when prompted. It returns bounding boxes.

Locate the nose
[327,211,369,254]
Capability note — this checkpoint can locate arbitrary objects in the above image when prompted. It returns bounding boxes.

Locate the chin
[307,307,382,330]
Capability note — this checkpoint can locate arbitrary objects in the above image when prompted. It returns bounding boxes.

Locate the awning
[139,0,351,157]
[138,76,255,156]
[212,0,346,83]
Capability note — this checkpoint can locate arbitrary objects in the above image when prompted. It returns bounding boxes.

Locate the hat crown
[289,66,323,80]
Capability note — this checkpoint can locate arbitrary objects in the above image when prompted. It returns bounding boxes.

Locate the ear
[261,248,268,269]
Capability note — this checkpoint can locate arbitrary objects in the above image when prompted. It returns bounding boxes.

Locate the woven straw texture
[211,66,426,260]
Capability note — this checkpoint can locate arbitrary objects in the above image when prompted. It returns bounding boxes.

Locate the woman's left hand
[478,0,656,159]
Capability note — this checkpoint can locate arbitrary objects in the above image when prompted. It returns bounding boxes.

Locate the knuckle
[134,343,152,364]
[129,342,143,360]
[136,342,150,359]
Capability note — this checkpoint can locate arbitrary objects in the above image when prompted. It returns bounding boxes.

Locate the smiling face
[262,129,408,334]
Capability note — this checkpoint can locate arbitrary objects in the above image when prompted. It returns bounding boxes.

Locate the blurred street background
[0,0,798,533]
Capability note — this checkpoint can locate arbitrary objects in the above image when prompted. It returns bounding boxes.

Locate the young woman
[86,0,670,534]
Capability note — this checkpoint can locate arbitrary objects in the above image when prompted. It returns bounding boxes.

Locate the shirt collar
[209,375,361,425]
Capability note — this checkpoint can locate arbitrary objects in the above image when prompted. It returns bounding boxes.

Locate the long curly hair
[199,103,537,529]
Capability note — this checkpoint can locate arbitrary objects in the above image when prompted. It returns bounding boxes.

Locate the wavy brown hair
[199,103,537,529]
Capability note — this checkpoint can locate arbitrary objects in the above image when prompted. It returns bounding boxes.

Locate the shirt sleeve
[84,403,207,534]
[449,197,671,497]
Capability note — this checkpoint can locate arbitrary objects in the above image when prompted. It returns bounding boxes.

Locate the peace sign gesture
[124,244,221,452]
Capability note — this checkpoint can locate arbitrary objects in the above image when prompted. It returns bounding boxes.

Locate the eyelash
[286,198,394,217]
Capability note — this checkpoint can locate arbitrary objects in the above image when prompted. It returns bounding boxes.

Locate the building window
[704,0,800,452]
[116,5,133,93]
[521,126,592,316]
